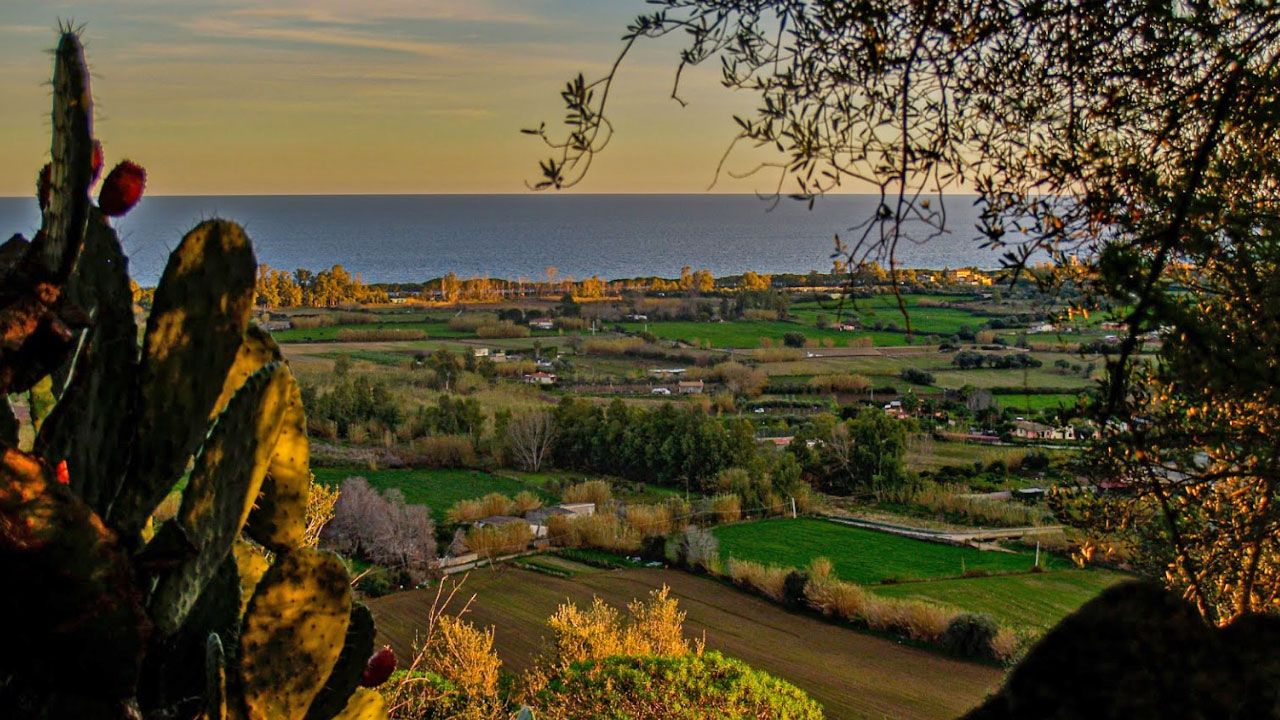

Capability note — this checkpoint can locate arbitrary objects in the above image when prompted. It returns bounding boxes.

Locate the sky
[0,1,799,196]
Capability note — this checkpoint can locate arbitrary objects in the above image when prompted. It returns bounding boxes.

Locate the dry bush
[801,560,959,643]
[478,492,516,518]
[511,490,543,515]
[466,522,533,557]
[990,626,1026,663]
[409,435,477,468]
[727,558,789,602]
[476,321,531,339]
[709,361,768,396]
[289,314,338,329]
[321,477,436,582]
[557,317,589,331]
[761,492,787,517]
[561,480,612,508]
[744,308,778,321]
[751,347,805,363]
[674,525,721,573]
[808,374,871,392]
[334,328,427,342]
[847,337,874,348]
[447,313,498,332]
[547,513,641,553]
[883,482,1048,527]
[304,480,340,547]
[541,587,691,675]
[623,504,673,538]
[446,498,486,525]
[708,494,742,524]
[493,360,537,377]
[583,337,646,355]
[382,583,506,720]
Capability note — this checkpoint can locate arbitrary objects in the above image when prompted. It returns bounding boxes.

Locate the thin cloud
[183,17,468,59]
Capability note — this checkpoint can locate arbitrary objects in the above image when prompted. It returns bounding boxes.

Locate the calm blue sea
[0,194,1018,286]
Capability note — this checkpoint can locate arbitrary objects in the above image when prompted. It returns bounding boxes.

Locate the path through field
[369,566,1002,720]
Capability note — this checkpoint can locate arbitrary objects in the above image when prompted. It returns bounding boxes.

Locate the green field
[619,320,911,348]
[312,467,553,523]
[996,392,1085,411]
[872,568,1128,632]
[714,518,1067,584]
[369,567,1001,720]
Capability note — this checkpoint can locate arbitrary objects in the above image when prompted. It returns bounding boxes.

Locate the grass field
[618,320,911,348]
[312,467,554,523]
[995,392,1085,411]
[905,439,1058,473]
[714,518,1068,584]
[871,568,1128,632]
[368,567,1002,720]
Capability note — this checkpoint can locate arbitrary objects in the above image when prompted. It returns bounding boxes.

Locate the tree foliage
[531,0,1280,624]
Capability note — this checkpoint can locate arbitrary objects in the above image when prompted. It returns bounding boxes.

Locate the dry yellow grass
[727,558,790,602]
[561,480,612,508]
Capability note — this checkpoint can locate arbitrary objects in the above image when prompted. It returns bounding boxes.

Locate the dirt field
[369,566,1002,720]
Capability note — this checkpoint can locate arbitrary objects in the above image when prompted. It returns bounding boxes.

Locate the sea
[0,194,1022,286]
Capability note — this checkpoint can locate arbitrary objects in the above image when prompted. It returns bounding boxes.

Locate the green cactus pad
[246,371,310,551]
[327,689,386,720]
[32,31,94,282]
[149,364,292,636]
[239,548,353,720]
[305,603,376,720]
[112,219,256,538]
[205,633,228,720]
[238,545,350,712]
[234,539,271,617]
[213,324,282,418]
[35,209,138,516]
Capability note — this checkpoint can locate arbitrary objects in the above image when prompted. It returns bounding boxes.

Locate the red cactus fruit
[37,163,52,211]
[55,460,70,486]
[98,160,146,217]
[91,141,104,183]
[360,646,396,687]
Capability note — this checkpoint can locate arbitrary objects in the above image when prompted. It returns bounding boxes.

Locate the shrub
[466,522,533,557]
[940,613,1000,660]
[289,314,338,329]
[900,367,936,385]
[561,479,613,508]
[624,504,674,537]
[782,331,807,347]
[476,321,531,339]
[409,435,477,469]
[547,513,641,553]
[678,525,721,573]
[583,337,646,355]
[531,652,824,720]
[991,626,1027,665]
[707,494,742,523]
[808,374,872,392]
[727,558,789,602]
[783,569,810,608]
[381,602,505,719]
[882,482,1048,527]
[334,327,427,342]
[511,490,543,514]
[446,312,498,332]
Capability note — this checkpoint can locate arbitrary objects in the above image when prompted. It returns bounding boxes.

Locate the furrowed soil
[369,566,1002,720]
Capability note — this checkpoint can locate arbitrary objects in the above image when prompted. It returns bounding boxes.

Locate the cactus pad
[239,548,352,720]
[328,689,386,720]
[305,603,376,720]
[113,219,256,537]
[35,209,138,516]
[149,364,292,636]
[247,373,311,551]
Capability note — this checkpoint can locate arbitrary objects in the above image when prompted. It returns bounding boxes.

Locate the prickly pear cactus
[0,30,384,720]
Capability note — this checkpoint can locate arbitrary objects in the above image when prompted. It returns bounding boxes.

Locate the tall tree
[529,0,1280,622]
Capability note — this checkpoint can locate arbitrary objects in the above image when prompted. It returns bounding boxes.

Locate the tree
[506,410,558,472]
[321,477,436,583]
[819,409,907,497]
[427,348,464,392]
[527,0,1280,623]
[439,271,462,303]
[739,270,771,291]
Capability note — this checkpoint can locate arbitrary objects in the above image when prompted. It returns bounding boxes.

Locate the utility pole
[790,496,797,519]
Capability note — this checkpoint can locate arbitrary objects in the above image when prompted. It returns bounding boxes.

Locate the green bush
[534,651,825,719]
[940,612,999,661]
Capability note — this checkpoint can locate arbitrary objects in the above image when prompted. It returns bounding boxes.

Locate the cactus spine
[0,31,384,720]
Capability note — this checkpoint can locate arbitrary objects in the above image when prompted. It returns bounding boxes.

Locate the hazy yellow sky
[0,1,809,196]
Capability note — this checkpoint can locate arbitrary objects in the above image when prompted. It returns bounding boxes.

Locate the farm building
[522,371,557,385]
[677,379,705,394]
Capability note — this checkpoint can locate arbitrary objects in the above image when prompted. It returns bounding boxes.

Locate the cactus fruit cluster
[0,32,385,720]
